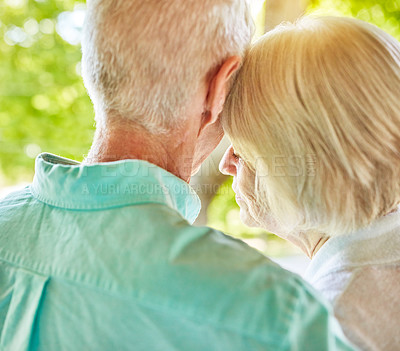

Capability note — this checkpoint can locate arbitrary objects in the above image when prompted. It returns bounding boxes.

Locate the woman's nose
[219,145,237,176]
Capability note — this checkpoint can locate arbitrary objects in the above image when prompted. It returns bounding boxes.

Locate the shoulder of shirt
[0,188,335,347]
[0,187,314,292]
[0,187,325,310]
[0,186,320,301]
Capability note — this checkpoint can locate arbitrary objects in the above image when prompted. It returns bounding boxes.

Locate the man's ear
[200,56,241,131]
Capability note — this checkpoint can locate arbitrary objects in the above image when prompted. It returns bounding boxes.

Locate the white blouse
[305,207,400,351]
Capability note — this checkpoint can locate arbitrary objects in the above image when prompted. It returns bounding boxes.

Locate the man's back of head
[81,0,253,133]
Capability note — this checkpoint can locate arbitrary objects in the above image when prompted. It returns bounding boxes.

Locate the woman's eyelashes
[232,149,241,161]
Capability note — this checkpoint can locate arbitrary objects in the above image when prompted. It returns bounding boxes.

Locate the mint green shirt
[0,153,354,351]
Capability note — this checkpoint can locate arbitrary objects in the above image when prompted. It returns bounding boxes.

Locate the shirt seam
[29,184,170,211]
[28,185,197,225]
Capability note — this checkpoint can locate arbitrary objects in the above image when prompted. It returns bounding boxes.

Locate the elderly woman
[219,16,400,351]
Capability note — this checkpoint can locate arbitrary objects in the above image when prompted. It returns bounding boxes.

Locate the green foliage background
[0,0,94,186]
[309,0,400,40]
[1,0,400,254]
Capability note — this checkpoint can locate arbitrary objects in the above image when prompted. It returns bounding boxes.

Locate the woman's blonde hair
[223,16,400,236]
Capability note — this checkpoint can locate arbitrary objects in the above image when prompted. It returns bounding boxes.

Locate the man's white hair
[81,0,253,133]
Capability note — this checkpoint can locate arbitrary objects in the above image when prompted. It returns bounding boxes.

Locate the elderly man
[0,1,354,350]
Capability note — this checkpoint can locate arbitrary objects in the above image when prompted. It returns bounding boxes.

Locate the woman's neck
[283,230,329,259]
[282,207,399,259]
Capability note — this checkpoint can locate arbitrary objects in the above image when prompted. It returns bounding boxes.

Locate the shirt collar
[305,206,400,282]
[30,153,201,224]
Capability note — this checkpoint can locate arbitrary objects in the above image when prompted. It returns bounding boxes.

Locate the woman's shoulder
[334,265,400,350]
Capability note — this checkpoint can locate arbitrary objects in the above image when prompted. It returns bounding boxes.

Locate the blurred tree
[309,0,400,40]
[264,0,308,32]
[0,0,94,186]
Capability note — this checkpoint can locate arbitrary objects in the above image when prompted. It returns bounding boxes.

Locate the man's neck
[84,120,196,183]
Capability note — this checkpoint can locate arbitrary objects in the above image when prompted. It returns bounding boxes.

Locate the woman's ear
[200,56,241,131]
